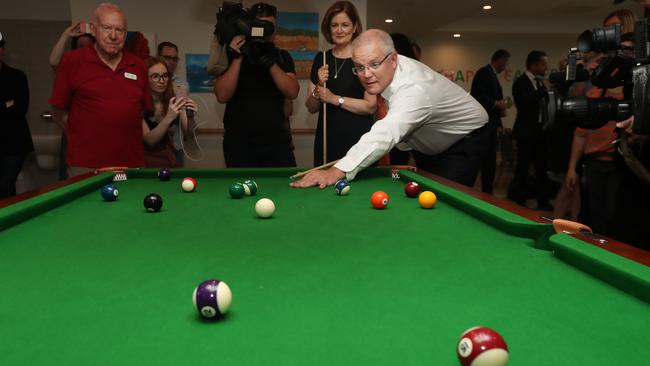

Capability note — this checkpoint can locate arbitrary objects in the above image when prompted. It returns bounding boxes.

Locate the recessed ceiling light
[483,5,492,10]
[453,33,461,38]
[385,19,393,23]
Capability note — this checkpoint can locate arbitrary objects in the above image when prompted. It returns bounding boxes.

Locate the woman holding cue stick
[305,1,376,166]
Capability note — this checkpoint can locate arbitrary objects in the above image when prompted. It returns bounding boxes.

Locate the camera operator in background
[214,2,299,167]
[553,9,636,224]
[563,10,636,238]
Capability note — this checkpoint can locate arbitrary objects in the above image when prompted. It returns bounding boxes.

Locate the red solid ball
[457,327,509,366]
[404,181,421,198]
[370,191,389,209]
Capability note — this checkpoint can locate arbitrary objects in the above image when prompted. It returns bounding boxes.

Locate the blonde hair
[604,9,637,33]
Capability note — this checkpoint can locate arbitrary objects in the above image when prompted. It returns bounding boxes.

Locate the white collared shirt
[526,70,540,90]
[334,55,488,180]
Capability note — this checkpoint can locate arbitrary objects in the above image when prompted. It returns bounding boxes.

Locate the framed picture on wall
[275,12,319,80]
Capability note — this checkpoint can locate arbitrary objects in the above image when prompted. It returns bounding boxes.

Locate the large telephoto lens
[578,24,621,53]
[544,91,631,130]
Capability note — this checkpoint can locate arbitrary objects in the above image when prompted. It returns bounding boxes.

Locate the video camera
[544,20,650,135]
[213,1,280,67]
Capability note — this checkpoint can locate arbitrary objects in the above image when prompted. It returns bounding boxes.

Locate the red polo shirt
[49,45,152,168]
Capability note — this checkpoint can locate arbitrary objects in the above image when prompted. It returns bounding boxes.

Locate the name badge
[124,72,137,80]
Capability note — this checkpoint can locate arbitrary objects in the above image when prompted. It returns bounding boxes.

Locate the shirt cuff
[335,155,366,181]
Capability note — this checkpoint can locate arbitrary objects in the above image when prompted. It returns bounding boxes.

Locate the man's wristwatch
[338,96,345,107]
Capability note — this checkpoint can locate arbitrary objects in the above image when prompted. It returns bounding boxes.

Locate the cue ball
[334,179,350,195]
[158,168,171,181]
[100,184,119,201]
[182,177,197,192]
[255,198,275,218]
[404,181,420,198]
[143,193,163,212]
[192,279,232,319]
[457,327,509,366]
[370,191,389,209]
[418,191,437,209]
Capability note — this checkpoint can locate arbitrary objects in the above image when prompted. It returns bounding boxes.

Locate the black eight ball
[144,193,163,212]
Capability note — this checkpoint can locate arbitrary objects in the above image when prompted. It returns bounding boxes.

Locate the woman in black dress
[305,1,376,166]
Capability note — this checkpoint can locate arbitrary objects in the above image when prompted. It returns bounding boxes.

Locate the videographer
[214,2,299,167]
[562,11,637,239]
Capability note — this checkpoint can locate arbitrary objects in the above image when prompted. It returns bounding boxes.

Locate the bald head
[351,29,395,56]
[93,2,127,27]
[91,2,127,60]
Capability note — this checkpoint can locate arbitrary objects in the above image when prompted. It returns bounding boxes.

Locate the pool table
[1,168,650,365]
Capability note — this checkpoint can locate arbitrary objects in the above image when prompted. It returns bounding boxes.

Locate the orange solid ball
[371,191,390,209]
[418,191,437,209]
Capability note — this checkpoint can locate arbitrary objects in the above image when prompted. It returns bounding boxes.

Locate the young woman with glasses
[141,57,197,168]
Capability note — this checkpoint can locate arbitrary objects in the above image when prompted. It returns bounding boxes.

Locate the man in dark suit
[471,49,510,194]
[0,32,34,199]
[509,50,552,210]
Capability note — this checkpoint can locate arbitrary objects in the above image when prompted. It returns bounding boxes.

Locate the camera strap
[617,133,650,186]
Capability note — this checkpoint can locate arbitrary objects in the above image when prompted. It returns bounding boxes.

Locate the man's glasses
[149,73,170,82]
[352,54,391,75]
[162,55,180,62]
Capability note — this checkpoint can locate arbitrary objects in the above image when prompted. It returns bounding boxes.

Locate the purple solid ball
[158,168,171,181]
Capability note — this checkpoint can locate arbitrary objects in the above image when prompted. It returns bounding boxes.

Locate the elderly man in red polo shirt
[50,3,151,176]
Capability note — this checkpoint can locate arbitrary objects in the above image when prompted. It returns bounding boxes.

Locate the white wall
[0,0,70,21]
[419,32,576,129]
[69,0,367,168]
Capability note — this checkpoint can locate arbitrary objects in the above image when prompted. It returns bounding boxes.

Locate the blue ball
[100,184,119,201]
[334,179,350,196]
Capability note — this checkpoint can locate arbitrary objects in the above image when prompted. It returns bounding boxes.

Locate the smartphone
[174,81,187,99]
[174,81,194,118]
[79,22,92,34]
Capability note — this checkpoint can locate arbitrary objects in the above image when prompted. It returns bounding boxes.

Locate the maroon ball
[457,326,509,366]
[404,181,421,198]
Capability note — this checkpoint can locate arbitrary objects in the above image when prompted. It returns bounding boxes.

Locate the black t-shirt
[0,63,34,155]
[310,50,374,165]
[223,48,295,143]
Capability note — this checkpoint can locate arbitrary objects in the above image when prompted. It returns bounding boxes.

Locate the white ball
[255,198,275,218]
[182,178,196,192]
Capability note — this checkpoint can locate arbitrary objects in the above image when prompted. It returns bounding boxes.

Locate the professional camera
[213,1,280,67]
[543,21,650,135]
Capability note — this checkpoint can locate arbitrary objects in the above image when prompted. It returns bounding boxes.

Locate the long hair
[144,56,174,116]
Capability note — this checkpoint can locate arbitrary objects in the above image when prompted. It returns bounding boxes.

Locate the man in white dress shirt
[291,29,488,188]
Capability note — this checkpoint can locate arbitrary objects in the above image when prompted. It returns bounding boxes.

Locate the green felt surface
[1,169,649,365]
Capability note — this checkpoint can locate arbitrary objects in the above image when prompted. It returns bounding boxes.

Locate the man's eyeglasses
[352,53,391,75]
[162,55,180,62]
[149,73,170,82]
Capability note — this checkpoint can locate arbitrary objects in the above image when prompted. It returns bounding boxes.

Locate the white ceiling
[366,0,645,40]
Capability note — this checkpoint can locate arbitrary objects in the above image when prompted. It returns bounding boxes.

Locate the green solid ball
[229,182,245,199]
[243,179,258,196]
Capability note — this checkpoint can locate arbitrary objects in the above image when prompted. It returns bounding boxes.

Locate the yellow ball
[418,191,437,209]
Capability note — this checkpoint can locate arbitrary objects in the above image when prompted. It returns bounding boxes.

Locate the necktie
[376,95,391,166]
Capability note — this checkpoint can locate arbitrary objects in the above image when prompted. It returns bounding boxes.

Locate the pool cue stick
[290,159,340,179]
[322,51,327,165]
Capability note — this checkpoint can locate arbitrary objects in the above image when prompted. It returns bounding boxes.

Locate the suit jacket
[512,73,547,140]
[471,64,503,128]
[0,63,33,155]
